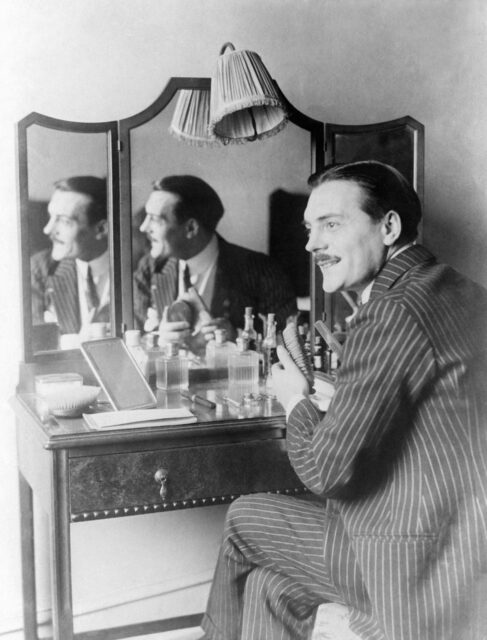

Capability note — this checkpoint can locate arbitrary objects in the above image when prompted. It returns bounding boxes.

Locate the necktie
[86,265,100,311]
[183,264,192,292]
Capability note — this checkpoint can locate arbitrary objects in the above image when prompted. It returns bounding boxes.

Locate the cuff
[285,394,308,420]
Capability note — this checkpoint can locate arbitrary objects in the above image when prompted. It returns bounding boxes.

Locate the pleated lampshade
[209,43,288,144]
[169,89,221,147]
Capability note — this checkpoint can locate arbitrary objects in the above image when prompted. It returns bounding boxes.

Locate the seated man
[133,175,297,350]
[200,161,487,640]
[31,176,109,348]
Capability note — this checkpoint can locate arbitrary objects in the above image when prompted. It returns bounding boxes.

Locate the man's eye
[325,221,338,230]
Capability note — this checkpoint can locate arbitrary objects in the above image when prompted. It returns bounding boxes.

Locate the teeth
[318,258,340,268]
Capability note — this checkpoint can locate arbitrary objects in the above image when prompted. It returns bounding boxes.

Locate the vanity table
[13,377,304,640]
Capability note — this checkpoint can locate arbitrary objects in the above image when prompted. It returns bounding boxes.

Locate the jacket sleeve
[286,297,436,498]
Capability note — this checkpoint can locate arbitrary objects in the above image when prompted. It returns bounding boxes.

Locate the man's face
[44,190,101,262]
[304,180,389,296]
[140,190,188,260]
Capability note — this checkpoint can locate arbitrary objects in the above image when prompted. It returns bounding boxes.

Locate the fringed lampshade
[209,43,288,144]
[169,89,221,147]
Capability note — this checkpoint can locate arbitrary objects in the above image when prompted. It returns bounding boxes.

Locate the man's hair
[308,161,422,242]
[53,176,107,225]
[152,175,224,232]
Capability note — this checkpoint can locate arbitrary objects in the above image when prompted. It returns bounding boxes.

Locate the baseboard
[0,570,213,638]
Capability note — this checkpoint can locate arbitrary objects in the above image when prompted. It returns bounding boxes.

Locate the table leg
[19,471,38,640]
[49,450,74,640]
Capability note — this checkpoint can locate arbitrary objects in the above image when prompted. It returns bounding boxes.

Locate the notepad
[83,408,197,430]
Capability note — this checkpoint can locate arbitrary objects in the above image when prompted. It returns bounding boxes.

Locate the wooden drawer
[69,439,304,519]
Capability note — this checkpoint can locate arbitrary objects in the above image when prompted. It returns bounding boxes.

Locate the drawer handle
[154,468,169,500]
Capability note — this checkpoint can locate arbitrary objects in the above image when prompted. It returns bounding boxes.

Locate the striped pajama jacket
[132,234,297,333]
[202,245,487,640]
[31,248,109,334]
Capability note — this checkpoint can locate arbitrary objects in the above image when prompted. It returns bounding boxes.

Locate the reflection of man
[201,162,487,639]
[31,176,109,341]
[133,175,297,346]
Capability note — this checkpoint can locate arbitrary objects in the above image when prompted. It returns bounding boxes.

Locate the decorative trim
[71,487,308,522]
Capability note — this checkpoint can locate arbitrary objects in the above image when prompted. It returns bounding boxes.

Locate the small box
[35,373,83,397]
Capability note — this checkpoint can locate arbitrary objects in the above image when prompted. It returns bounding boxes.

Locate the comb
[281,322,315,393]
[314,320,344,360]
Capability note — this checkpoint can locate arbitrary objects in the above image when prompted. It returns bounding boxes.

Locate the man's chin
[51,247,68,261]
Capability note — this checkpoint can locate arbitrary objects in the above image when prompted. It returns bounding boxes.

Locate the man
[201,161,487,639]
[133,175,297,348]
[31,176,109,343]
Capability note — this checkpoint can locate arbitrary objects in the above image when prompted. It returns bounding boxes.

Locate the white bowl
[42,385,101,418]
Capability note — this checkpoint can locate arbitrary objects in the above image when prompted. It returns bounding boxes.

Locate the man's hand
[271,345,310,411]
[158,307,191,346]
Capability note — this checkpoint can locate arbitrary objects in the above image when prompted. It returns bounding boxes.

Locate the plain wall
[1,0,486,635]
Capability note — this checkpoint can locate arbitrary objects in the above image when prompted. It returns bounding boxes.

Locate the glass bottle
[124,329,149,379]
[206,328,236,372]
[242,307,257,351]
[313,336,324,371]
[228,337,259,402]
[143,331,161,387]
[156,342,189,390]
[262,313,277,380]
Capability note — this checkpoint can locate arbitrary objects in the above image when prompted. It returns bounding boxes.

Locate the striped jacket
[31,249,109,334]
[287,245,487,639]
[133,234,297,333]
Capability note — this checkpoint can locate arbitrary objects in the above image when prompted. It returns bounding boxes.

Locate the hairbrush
[281,322,315,393]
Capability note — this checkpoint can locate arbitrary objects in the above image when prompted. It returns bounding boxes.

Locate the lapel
[47,259,81,333]
[152,256,179,316]
[370,244,435,301]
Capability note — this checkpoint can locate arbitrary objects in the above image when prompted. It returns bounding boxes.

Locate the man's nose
[43,218,55,235]
[139,215,150,233]
[305,228,323,253]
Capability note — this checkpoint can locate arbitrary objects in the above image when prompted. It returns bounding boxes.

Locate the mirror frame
[118,76,325,330]
[16,78,324,365]
[16,112,121,363]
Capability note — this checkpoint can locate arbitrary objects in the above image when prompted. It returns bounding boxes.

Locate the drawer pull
[154,468,169,500]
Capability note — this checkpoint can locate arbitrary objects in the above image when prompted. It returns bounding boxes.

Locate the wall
[1,0,486,636]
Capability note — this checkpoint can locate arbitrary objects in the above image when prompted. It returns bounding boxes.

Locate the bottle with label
[228,337,259,402]
[242,307,258,351]
[313,336,324,372]
[124,329,149,379]
[156,342,189,390]
[206,328,236,373]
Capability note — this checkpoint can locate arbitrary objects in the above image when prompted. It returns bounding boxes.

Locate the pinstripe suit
[31,248,109,334]
[202,245,487,640]
[133,234,297,332]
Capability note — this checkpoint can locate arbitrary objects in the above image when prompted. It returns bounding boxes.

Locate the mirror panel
[17,114,119,361]
[120,79,324,337]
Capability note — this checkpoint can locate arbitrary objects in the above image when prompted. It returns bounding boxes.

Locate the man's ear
[95,219,108,239]
[185,218,199,238]
[382,210,402,246]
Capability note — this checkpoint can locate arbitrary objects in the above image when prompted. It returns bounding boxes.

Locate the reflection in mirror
[26,125,111,353]
[129,89,313,359]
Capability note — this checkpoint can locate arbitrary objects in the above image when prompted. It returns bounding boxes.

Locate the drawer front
[70,440,304,519]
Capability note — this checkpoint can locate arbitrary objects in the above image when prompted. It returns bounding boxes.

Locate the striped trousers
[201,492,367,640]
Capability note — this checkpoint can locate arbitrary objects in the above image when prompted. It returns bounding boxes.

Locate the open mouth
[316,256,340,270]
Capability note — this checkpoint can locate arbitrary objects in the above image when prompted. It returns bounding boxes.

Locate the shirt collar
[76,250,109,278]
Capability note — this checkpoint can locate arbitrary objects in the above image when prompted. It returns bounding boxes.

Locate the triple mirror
[17,77,324,363]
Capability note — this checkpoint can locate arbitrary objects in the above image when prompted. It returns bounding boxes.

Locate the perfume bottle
[242,307,258,351]
[156,342,189,390]
[228,337,259,402]
[124,329,149,379]
[142,331,161,387]
[206,328,236,373]
[262,313,277,380]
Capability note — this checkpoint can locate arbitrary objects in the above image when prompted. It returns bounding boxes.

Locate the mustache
[313,251,339,262]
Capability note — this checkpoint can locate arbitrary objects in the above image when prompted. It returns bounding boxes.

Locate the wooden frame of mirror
[16,113,121,363]
[16,79,324,365]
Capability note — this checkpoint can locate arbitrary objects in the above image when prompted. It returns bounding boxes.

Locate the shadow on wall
[269,189,309,298]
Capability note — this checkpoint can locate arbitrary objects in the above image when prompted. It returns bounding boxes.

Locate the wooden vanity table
[13,379,304,640]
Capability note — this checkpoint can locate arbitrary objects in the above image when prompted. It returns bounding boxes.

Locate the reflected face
[44,190,103,262]
[304,180,388,296]
[140,190,188,260]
